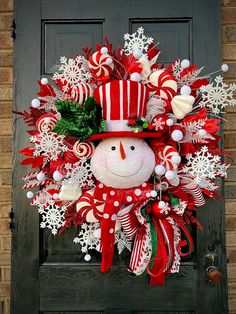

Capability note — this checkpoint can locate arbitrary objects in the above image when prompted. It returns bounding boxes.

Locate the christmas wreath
[16,27,235,285]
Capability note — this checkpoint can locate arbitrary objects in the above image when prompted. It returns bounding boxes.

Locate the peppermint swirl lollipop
[158,145,179,170]
[88,51,114,78]
[73,140,95,159]
[36,114,58,132]
[147,70,177,101]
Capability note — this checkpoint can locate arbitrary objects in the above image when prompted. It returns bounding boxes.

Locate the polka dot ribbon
[94,181,152,272]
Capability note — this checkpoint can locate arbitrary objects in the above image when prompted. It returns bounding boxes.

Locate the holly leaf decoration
[52,97,105,139]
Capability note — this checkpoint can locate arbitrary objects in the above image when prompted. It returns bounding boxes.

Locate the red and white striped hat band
[94,80,149,132]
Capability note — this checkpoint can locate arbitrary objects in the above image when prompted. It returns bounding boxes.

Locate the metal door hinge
[11,19,16,41]
[9,211,15,230]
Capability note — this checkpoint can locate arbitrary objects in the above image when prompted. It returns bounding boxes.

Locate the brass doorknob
[206,266,223,283]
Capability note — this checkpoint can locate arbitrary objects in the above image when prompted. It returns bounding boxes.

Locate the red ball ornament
[162,195,170,201]
[151,114,169,133]
[128,119,136,126]
[151,202,170,219]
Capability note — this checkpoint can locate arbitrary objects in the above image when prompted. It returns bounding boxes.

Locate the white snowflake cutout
[39,200,66,235]
[215,163,230,178]
[183,146,220,184]
[182,119,215,144]
[31,131,68,161]
[123,27,153,55]
[115,230,132,254]
[64,157,94,189]
[200,75,236,114]
[73,222,100,253]
[53,55,92,94]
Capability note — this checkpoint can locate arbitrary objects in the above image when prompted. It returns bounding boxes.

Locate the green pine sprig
[52,97,105,140]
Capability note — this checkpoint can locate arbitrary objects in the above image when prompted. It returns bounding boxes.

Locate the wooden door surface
[12,0,228,313]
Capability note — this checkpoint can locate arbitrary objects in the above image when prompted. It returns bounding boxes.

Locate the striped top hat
[90,80,161,140]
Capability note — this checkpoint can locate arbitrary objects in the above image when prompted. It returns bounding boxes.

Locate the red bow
[94,182,152,272]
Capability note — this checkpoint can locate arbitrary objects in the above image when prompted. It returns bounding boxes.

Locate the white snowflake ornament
[39,200,66,235]
[53,55,92,95]
[64,157,94,189]
[200,75,236,114]
[73,222,100,253]
[123,27,153,55]
[31,131,68,161]
[115,230,132,254]
[183,146,220,184]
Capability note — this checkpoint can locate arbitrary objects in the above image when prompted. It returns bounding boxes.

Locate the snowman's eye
[130,146,135,151]
[111,146,116,151]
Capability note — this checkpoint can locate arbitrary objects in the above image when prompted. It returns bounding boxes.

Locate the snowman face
[90,137,155,188]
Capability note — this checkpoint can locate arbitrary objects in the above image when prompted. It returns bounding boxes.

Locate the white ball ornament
[94,228,101,239]
[36,172,46,182]
[44,117,51,124]
[165,170,175,180]
[53,170,64,181]
[155,164,166,176]
[171,154,181,164]
[166,118,174,126]
[31,98,40,108]
[130,72,141,82]
[158,201,166,208]
[180,85,191,96]
[171,130,183,142]
[133,48,143,59]
[198,129,207,137]
[150,190,158,198]
[221,63,229,72]
[27,191,34,199]
[100,47,108,55]
[84,254,92,262]
[53,193,59,200]
[181,59,190,69]
[40,77,48,85]
[106,57,113,65]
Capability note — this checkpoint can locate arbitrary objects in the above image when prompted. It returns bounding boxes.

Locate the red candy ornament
[88,51,114,79]
[151,114,168,133]
[147,69,177,101]
[151,201,170,219]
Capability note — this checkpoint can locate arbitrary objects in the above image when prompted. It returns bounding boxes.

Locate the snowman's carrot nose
[119,141,126,160]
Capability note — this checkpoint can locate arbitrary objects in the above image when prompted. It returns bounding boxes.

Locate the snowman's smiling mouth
[105,159,144,177]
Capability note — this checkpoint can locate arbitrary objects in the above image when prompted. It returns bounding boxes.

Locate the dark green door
[12,0,228,313]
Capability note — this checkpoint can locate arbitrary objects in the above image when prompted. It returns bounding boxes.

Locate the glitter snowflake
[73,222,100,253]
[123,27,153,55]
[115,230,132,254]
[53,55,92,94]
[152,116,166,131]
[64,157,94,189]
[198,178,218,191]
[31,131,68,161]
[215,163,229,178]
[200,76,236,114]
[171,60,182,78]
[183,146,220,184]
[172,200,187,216]
[39,200,66,235]
[177,67,204,87]
[182,119,215,143]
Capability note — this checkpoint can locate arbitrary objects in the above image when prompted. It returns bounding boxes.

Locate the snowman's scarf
[93,181,152,272]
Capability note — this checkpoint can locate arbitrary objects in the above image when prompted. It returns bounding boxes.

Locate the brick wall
[222,1,236,312]
[0,0,235,313]
[0,0,12,313]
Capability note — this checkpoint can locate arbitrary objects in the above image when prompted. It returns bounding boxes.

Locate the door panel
[13,0,227,313]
